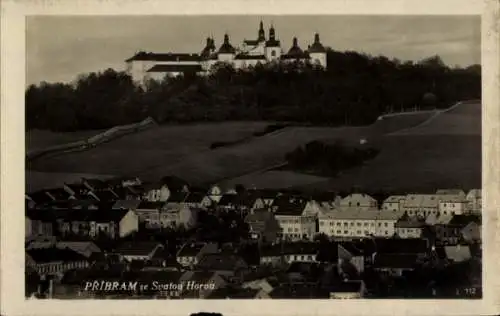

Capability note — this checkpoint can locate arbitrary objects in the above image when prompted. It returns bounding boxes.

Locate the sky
[26,15,480,86]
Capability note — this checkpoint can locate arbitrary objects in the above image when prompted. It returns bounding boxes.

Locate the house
[309,191,342,209]
[436,189,466,198]
[196,253,249,276]
[111,199,141,211]
[337,242,365,274]
[248,189,278,210]
[260,242,320,265]
[241,278,276,294]
[318,209,404,239]
[160,204,197,229]
[176,242,219,267]
[339,193,378,210]
[87,210,139,239]
[372,253,420,277]
[142,182,170,202]
[438,194,469,216]
[26,247,91,277]
[381,195,406,212]
[434,244,472,263]
[269,283,330,299]
[401,194,440,218]
[244,209,281,242]
[25,210,55,239]
[434,214,480,245]
[466,189,482,214]
[272,196,315,241]
[114,242,164,262]
[183,191,212,209]
[26,190,57,207]
[134,201,163,228]
[461,221,481,243]
[394,216,426,238]
[26,240,101,259]
[329,280,366,299]
[163,191,189,208]
[207,184,237,203]
[178,271,228,298]
[366,238,430,258]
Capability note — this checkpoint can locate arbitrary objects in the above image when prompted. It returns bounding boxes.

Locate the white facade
[466,189,482,214]
[118,210,140,237]
[381,195,406,212]
[144,185,171,202]
[125,22,327,84]
[275,214,316,241]
[318,210,403,239]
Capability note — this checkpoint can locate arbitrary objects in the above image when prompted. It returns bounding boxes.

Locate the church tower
[258,20,266,42]
[265,24,281,61]
[307,33,327,68]
[217,33,236,62]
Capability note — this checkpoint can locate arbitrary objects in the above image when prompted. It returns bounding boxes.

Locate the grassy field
[26,129,104,151]
[26,105,477,193]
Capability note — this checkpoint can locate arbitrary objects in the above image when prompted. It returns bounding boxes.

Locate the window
[350,222,354,226]
[385,231,389,235]
[378,223,382,227]
[307,255,313,260]
[320,221,324,226]
[330,222,333,226]
[337,222,341,226]
[336,230,341,234]
[357,202,360,207]
[344,222,348,226]
[344,230,348,234]
[294,228,299,232]
[384,223,388,227]
[364,223,368,227]
[271,50,276,57]
[356,230,361,234]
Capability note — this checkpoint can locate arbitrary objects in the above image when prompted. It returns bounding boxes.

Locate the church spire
[258,20,265,41]
[269,23,276,41]
[314,33,320,44]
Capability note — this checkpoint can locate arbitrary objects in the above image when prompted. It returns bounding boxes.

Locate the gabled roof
[126,51,201,62]
[243,39,260,46]
[115,242,163,257]
[112,199,141,210]
[147,64,203,73]
[273,196,308,216]
[27,248,88,263]
[177,242,208,257]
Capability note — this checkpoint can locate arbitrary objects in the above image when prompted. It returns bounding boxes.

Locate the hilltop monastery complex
[125,21,328,83]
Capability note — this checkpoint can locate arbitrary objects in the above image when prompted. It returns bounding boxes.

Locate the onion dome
[287,37,304,56]
[308,33,326,53]
[218,34,236,54]
[201,37,216,57]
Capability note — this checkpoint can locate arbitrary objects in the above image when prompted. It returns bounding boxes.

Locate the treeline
[284,140,380,176]
[26,50,481,132]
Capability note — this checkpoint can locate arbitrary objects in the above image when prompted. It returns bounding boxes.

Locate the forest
[25,49,481,132]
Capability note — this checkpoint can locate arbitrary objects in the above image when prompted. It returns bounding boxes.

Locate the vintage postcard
[1,0,499,315]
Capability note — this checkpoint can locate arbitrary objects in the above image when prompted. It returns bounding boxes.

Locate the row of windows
[320,221,390,227]
[323,230,390,236]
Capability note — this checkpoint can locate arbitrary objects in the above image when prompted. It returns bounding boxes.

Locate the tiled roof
[265,39,281,47]
[369,238,429,255]
[115,242,162,257]
[395,219,426,228]
[177,242,207,257]
[27,248,88,263]
[126,52,201,62]
[323,209,403,221]
[261,242,319,257]
[147,64,203,73]
[197,253,248,271]
[112,199,141,210]
[383,195,406,203]
[243,39,260,46]
[273,196,307,216]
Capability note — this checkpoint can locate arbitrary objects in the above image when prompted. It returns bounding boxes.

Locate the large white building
[125,21,328,83]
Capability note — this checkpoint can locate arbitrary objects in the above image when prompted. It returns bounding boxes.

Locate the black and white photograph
[1,0,499,315]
